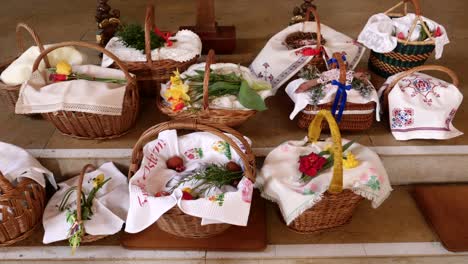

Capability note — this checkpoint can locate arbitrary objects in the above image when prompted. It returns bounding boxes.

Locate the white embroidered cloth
[15,65,129,116]
[258,138,392,225]
[0,45,85,86]
[250,21,365,92]
[286,68,380,120]
[379,72,463,140]
[101,30,202,67]
[125,129,254,233]
[0,141,56,190]
[43,162,129,244]
[160,63,274,110]
[358,13,449,59]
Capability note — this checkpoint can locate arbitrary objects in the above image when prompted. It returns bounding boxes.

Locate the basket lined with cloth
[15,41,139,139]
[358,0,449,77]
[42,163,128,253]
[286,52,379,131]
[378,65,463,140]
[102,4,201,96]
[126,119,256,238]
[157,49,273,127]
[258,110,392,233]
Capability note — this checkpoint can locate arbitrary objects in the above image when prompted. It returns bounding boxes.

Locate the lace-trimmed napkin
[258,138,392,225]
[379,72,463,140]
[125,129,254,233]
[101,30,202,68]
[285,68,381,120]
[15,65,128,116]
[43,162,129,244]
[249,22,365,92]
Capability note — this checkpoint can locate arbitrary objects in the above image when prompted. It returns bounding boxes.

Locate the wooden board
[412,184,468,252]
[120,192,266,251]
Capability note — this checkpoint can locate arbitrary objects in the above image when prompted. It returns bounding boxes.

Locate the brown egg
[226,161,242,172]
[166,156,185,172]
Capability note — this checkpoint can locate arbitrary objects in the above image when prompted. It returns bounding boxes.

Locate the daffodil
[164,83,191,102]
[56,61,72,75]
[170,70,184,86]
[343,152,360,169]
[92,173,105,188]
[182,187,192,194]
[323,144,333,152]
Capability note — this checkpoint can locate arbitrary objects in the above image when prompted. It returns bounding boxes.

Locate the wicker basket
[31,41,140,139]
[368,0,436,78]
[297,52,376,131]
[128,119,256,238]
[157,49,257,127]
[284,7,327,72]
[113,4,198,96]
[0,23,50,112]
[382,65,459,113]
[289,110,363,233]
[73,164,109,244]
[0,170,46,246]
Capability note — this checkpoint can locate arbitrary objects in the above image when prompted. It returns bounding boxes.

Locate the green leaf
[238,80,267,111]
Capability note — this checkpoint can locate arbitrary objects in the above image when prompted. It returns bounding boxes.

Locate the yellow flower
[56,61,72,75]
[92,174,105,188]
[182,187,192,194]
[164,83,190,102]
[323,144,333,152]
[343,152,360,169]
[170,70,183,86]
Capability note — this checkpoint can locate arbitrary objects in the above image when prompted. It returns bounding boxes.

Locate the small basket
[289,110,363,233]
[0,23,50,112]
[157,50,257,127]
[0,170,46,246]
[382,65,459,113]
[128,119,256,238]
[297,53,376,131]
[31,41,140,139]
[73,164,109,243]
[114,4,198,96]
[368,0,436,78]
[284,7,327,72]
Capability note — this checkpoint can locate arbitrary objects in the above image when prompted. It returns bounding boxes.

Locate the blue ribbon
[327,55,347,68]
[330,80,352,122]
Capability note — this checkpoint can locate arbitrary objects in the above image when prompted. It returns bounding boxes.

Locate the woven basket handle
[332,52,347,85]
[0,170,15,193]
[202,49,216,110]
[128,119,256,183]
[76,164,96,225]
[144,3,155,64]
[307,110,343,194]
[16,23,51,68]
[386,65,459,95]
[302,6,322,50]
[31,41,135,84]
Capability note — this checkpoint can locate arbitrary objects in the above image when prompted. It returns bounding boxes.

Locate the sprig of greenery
[298,65,326,106]
[116,23,166,51]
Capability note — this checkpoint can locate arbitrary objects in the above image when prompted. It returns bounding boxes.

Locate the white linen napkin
[250,21,365,92]
[379,72,463,140]
[15,65,128,116]
[0,141,56,189]
[125,129,254,234]
[101,30,202,67]
[0,45,85,86]
[43,162,129,244]
[258,138,392,225]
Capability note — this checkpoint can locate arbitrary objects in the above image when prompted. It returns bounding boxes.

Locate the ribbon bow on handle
[330,52,351,122]
[153,27,174,47]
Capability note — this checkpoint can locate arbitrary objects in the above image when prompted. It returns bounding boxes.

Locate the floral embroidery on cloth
[241,179,253,203]
[391,108,414,129]
[209,193,225,206]
[399,77,446,106]
[212,141,232,160]
[184,148,204,160]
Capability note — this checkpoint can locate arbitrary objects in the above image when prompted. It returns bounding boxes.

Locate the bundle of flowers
[47,61,126,84]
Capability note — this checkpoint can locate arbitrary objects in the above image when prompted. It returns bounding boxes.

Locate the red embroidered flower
[299,153,327,177]
[49,74,68,82]
[155,191,170,197]
[434,26,442,37]
[396,32,406,40]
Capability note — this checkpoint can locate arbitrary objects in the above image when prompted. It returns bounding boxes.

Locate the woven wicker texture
[382,65,459,112]
[31,41,140,139]
[74,164,109,243]
[0,23,50,112]
[297,52,375,131]
[113,4,198,96]
[129,119,256,238]
[0,170,46,246]
[368,0,435,78]
[284,7,327,72]
[289,110,363,233]
[156,49,257,127]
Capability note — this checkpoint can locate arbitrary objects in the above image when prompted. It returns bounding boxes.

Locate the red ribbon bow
[154,27,174,47]
[295,47,322,56]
